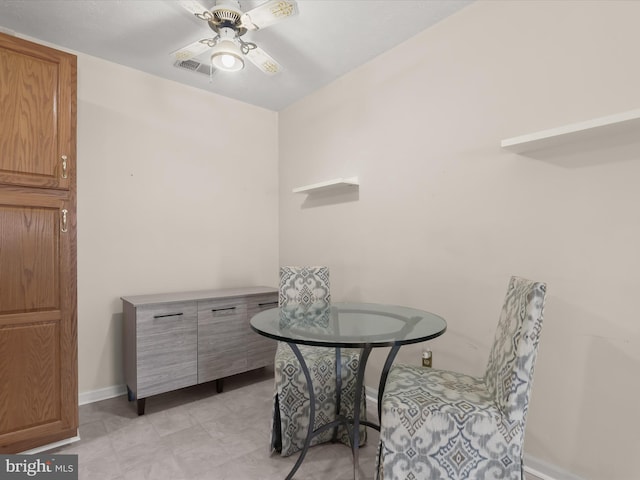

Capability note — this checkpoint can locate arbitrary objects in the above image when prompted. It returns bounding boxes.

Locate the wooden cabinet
[122,287,278,415]
[0,33,75,190]
[0,33,77,454]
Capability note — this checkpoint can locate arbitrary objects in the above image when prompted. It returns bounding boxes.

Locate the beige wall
[76,55,279,395]
[279,1,640,479]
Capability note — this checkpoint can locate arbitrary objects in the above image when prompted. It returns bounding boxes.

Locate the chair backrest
[484,276,547,423]
[279,266,331,307]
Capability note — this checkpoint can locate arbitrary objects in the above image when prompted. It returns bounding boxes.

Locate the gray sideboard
[122,286,278,415]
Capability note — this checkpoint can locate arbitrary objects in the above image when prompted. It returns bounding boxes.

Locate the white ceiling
[0,0,472,111]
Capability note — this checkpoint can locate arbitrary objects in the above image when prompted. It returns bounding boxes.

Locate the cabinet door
[0,190,77,453]
[136,302,198,398]
[0,33,76,190]
[197,298,247,383]
[246,294,279,370]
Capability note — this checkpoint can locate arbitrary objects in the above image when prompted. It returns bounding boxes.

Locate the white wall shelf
[292,177,359,194]
[501,108,640,154]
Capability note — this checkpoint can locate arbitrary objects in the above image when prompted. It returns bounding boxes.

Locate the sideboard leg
[137,398,146,416]
[216,378,224,393]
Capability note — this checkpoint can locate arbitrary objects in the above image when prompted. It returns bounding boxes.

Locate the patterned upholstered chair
[271,266,367,456]
[377,276,547,480]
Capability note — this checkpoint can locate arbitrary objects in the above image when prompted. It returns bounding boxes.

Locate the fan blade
[178,0,210,16]
[246,46,282,75]
[172,39,211,61]
[240,0,298,31]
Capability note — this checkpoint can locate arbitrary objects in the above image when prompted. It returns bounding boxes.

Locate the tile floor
[48,367,380,480]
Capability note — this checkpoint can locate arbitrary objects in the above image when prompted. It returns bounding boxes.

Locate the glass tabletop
[250,302,447,348]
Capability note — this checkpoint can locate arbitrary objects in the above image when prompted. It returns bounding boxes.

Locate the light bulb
[221,54,236,69]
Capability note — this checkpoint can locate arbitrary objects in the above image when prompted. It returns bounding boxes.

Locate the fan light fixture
[210,27,244,72]
[211,40,244,71]
[174,0,299,76]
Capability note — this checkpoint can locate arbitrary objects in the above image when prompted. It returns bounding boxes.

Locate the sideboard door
[135,302,198,399]
[246,294,279,370]
[197,298,248,383]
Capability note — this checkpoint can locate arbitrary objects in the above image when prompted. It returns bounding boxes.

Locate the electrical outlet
[422,350,432,368]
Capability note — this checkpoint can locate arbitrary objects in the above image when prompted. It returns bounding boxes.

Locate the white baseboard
[20,432,81,454]
[78,384,127,405]
[364,387,583,480]
[523,455,585,480]
[365,385,378,404]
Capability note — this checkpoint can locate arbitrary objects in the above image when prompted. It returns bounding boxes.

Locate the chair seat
[272,342,367,457]
[383,364,495,420]
[380,364,524,480]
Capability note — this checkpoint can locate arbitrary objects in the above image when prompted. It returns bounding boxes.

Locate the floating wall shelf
[292,177,359,194]
[501,108,640,154]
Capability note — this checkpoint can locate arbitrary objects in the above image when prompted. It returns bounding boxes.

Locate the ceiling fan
[173,0,299,76]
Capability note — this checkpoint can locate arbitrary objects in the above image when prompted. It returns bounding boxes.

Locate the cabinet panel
[0,33,76,190]
[246,293,278,370]
[136,302,198,398]
[197,298,247,383]
[0,201,60,313]
[0,321,59,434]
[0,190,76,453]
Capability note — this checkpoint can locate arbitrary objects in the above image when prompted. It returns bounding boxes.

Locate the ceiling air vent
[173,59,210,76]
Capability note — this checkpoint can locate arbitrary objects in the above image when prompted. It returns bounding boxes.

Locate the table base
[284,343,401,480]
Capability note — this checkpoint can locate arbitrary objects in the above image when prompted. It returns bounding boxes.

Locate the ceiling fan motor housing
[209,0,247,35]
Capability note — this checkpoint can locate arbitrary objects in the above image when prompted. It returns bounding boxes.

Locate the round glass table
[251,302,447,480]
